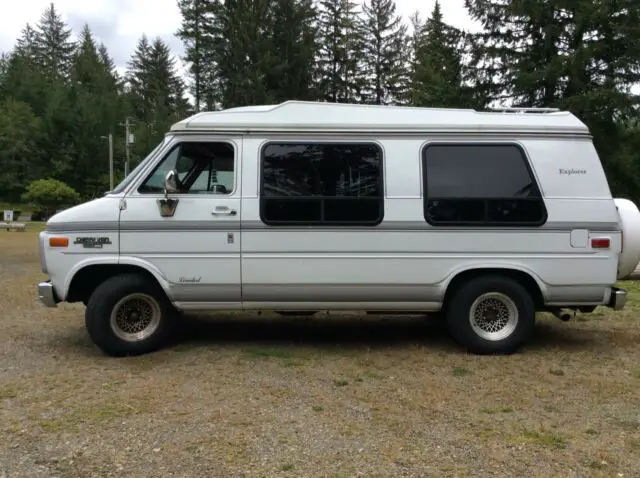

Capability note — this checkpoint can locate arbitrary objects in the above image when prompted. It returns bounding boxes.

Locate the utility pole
[100,134,114,190]
[108,133,113,190]
[124,118,130,177]
[119,117,135,177]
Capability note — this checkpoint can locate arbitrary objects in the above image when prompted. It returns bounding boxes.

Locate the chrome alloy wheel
[109,293,162,342]
[469,292,519,341]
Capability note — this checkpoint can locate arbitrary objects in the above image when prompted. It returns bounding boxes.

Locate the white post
[124,117,130,177]
[108,133,114,190]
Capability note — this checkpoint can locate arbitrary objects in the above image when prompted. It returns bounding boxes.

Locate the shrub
[21,179,80,221]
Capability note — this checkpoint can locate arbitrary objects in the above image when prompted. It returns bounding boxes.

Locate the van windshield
[108,137,170,195]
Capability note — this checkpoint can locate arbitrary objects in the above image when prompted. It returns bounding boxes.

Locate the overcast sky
[0,0,479,77]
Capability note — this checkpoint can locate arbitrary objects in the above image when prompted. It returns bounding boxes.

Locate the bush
[21,179,80,221]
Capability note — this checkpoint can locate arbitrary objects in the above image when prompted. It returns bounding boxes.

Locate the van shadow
[163,312,597,354]
[171,313,454,352]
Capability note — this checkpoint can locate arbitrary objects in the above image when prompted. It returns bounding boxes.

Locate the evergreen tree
[98,43,117,77]
[14,24,39,58]
[0,53,9,98]
[176,0,217,111]
[2,24,47,109]
[0,99,44,202]
[64,25,125,196]
[315,0,363,103]
[209,0,277,107]
[33,3,76,82]
[359,0,408,104]
[264,0,319,102]
[465,0,640,199]
[126,35,153,120]
[410,1,475,108]
[126,35,191,160]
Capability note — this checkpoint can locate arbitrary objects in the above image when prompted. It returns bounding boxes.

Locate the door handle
[212,206,237,216]
[212,210,236,216]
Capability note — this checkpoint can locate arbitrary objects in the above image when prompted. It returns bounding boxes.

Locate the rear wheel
[445,275,536,355]
[85,274,176,357]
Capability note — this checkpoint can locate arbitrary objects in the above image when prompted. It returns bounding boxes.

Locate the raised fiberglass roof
[169,100,589,135]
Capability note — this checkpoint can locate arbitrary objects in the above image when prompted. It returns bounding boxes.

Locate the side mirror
[164,170,179,197]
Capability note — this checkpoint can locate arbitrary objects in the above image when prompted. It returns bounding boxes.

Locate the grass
[2,228,640,477]
[480,406,514,415]
[0,386,19,399]
[452,367,471,377]
[517,429,569,449]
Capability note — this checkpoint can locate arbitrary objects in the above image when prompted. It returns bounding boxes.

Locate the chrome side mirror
[164,170,178,198]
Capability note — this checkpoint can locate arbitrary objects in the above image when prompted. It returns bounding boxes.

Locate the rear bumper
[607,287,627,310]
[37,281,59,308]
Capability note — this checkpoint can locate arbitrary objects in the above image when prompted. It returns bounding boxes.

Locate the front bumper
[37,281,59,308]
[608,287,627,310]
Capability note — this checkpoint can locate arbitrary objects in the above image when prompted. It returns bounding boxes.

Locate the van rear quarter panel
[239,135,619,306]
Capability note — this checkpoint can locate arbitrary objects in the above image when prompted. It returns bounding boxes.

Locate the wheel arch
[442,266,546,311]
[65,258,171,305]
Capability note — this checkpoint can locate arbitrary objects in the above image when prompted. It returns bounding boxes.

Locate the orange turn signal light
[49,237,69,248]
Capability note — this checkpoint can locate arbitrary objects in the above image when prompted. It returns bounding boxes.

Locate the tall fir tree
[33,2,76,82]
[2,24,48,111]
[14,24,39,58]
[126,35,191,160]
[410,1,475,108]
[264,0,319,102]
[64,25,125,196]
[359,0,408,104]
[126,35,153,120]
[315,0,363,103]
[209,0,276,107]
[176,0,218,111]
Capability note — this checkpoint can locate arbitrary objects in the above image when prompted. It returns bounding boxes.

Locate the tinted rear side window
[260,142,384,225]
[422,143,547,226]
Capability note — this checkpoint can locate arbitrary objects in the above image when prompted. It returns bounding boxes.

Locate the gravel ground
[1,227,640,477]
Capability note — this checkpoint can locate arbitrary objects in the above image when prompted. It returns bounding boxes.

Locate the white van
[36,101,640,357]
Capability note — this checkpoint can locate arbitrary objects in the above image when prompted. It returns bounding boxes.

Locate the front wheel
[445,275,536,355]
[85,274,176,357]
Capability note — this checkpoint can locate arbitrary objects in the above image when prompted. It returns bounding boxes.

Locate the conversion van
[36,101,640,357]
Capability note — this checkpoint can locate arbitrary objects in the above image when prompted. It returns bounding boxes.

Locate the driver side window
[138,141,235,195]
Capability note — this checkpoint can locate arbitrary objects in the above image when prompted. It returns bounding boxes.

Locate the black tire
[85,273,177,357]
[445,275,536,355]
[275,311,316,317]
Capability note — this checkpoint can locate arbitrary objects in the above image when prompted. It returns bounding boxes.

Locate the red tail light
[591,238,610,249]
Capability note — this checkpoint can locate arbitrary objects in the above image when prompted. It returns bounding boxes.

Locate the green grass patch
[243,347,295,359]
[452,367,471,377]
[517,429,568,449]
[0,386,19,399]
[480,406,514,414]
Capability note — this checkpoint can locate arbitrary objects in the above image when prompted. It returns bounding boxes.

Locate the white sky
[0,0,479,77]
